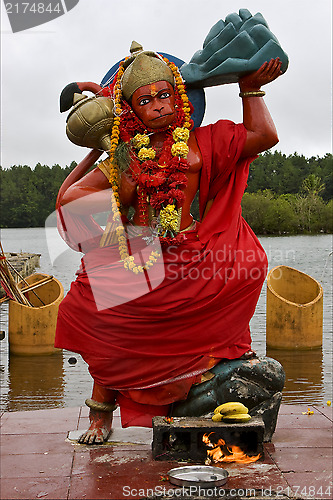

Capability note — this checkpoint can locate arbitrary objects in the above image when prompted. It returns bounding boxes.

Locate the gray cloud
[1,0,332,169]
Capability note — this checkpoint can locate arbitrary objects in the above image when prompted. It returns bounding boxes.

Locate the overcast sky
[1,0,332,169]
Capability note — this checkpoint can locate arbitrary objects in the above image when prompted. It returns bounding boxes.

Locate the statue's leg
[78,382,117,445]
[170,356,285,441]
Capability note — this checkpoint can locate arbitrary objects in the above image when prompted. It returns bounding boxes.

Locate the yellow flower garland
[171,142,189,158]
[103,60,161,274]
[173,127,190,142]
[159,204,180,233]
[137,147,156,161]
[133,133,150,149]
[104,55,192,273]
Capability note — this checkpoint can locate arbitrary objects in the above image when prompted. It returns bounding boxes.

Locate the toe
[78,432,88,444]
[88,433,97,445]
[77,426,110,445]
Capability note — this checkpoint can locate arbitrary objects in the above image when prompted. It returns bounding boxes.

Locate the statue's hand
[239,58,282,92]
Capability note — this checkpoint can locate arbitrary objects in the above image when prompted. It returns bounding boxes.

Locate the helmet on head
[121,41,174,101]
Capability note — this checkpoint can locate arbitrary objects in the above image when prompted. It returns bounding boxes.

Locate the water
[249,234,332,405]
[0,229,332,412]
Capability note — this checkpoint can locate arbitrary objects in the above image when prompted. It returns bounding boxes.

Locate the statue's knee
[211,356,285,393]
[171,355,285,417]
[206,356,285,408]
[235,356,285,392]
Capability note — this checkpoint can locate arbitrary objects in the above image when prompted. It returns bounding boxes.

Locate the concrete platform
[1,404,332,499]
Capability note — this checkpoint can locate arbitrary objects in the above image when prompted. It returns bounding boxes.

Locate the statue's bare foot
[78,409,113,444]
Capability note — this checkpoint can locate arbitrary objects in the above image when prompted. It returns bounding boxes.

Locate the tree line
[243,151,332,234]
[0,162,77,228]
[1,151,332,234]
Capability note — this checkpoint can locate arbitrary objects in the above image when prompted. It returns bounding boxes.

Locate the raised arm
[239,58,281,158]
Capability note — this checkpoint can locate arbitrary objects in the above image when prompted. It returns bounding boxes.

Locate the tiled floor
[1,404,332,499]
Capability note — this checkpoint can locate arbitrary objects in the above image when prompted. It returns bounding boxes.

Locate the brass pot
[66,93,114,152]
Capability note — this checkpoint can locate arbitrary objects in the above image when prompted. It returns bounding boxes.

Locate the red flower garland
[102,55,194,244]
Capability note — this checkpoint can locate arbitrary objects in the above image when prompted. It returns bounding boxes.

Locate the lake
[0,228,332,412]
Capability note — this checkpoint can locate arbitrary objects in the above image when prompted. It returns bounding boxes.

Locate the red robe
[55,120,267,426]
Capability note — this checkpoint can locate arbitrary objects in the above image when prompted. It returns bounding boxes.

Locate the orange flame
[203,433,261,464]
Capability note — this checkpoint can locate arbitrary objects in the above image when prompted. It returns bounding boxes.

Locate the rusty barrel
[266,265,323,350]
[8,273,64,355]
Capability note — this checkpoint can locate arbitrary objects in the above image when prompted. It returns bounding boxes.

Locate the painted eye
[139,98,150,106]
[160,92,171,99]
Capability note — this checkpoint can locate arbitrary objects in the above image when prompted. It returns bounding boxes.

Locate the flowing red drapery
[55,120,267,426]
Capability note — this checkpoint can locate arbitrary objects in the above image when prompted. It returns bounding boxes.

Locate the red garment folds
[55,120,268,427]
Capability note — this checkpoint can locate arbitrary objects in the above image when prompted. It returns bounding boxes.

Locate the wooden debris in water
[0,242,32,306]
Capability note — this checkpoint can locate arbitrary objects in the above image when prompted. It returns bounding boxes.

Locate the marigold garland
[159,204,180,233]
[137,147,156,161]
[171,142,189,158]
[103,53,193,273]
[173,127,190,142]
[133,134,150,149]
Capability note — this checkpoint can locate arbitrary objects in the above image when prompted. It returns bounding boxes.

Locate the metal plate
[168,465,228,488]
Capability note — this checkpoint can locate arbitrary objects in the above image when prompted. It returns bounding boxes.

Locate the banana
[211,413,223,422]
[213,402,249,416]
[222,413,251,423]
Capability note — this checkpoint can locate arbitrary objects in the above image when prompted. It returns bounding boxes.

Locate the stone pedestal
[152,415,265,462]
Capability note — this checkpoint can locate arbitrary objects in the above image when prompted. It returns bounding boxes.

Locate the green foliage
[241,191,330,235]
[322,200,333,233]
[301,174,325,196]
[247,151,333,200]
[0,163,76,227]
[241,190,274,234]
[290,194,327,234]
[241,151,332,234]
[0,152,332,234]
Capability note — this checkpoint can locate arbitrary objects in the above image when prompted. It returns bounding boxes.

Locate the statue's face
[131,81,176,129]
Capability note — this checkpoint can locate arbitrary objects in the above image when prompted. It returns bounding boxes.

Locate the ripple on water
[0,230,332,410]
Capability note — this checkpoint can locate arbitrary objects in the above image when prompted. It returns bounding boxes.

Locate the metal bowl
[168,465,228,488]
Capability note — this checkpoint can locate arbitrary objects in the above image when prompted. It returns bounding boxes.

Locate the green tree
[277,158,299,194]
[263,195,298,234]
[302,174,325,197]
[322,200,333,232]
[1,165,43,227]
[247,151,283,193]
[0,163,76,228]
[0,154,331,232]
[288,194,326,233]
[241,190,273,234]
